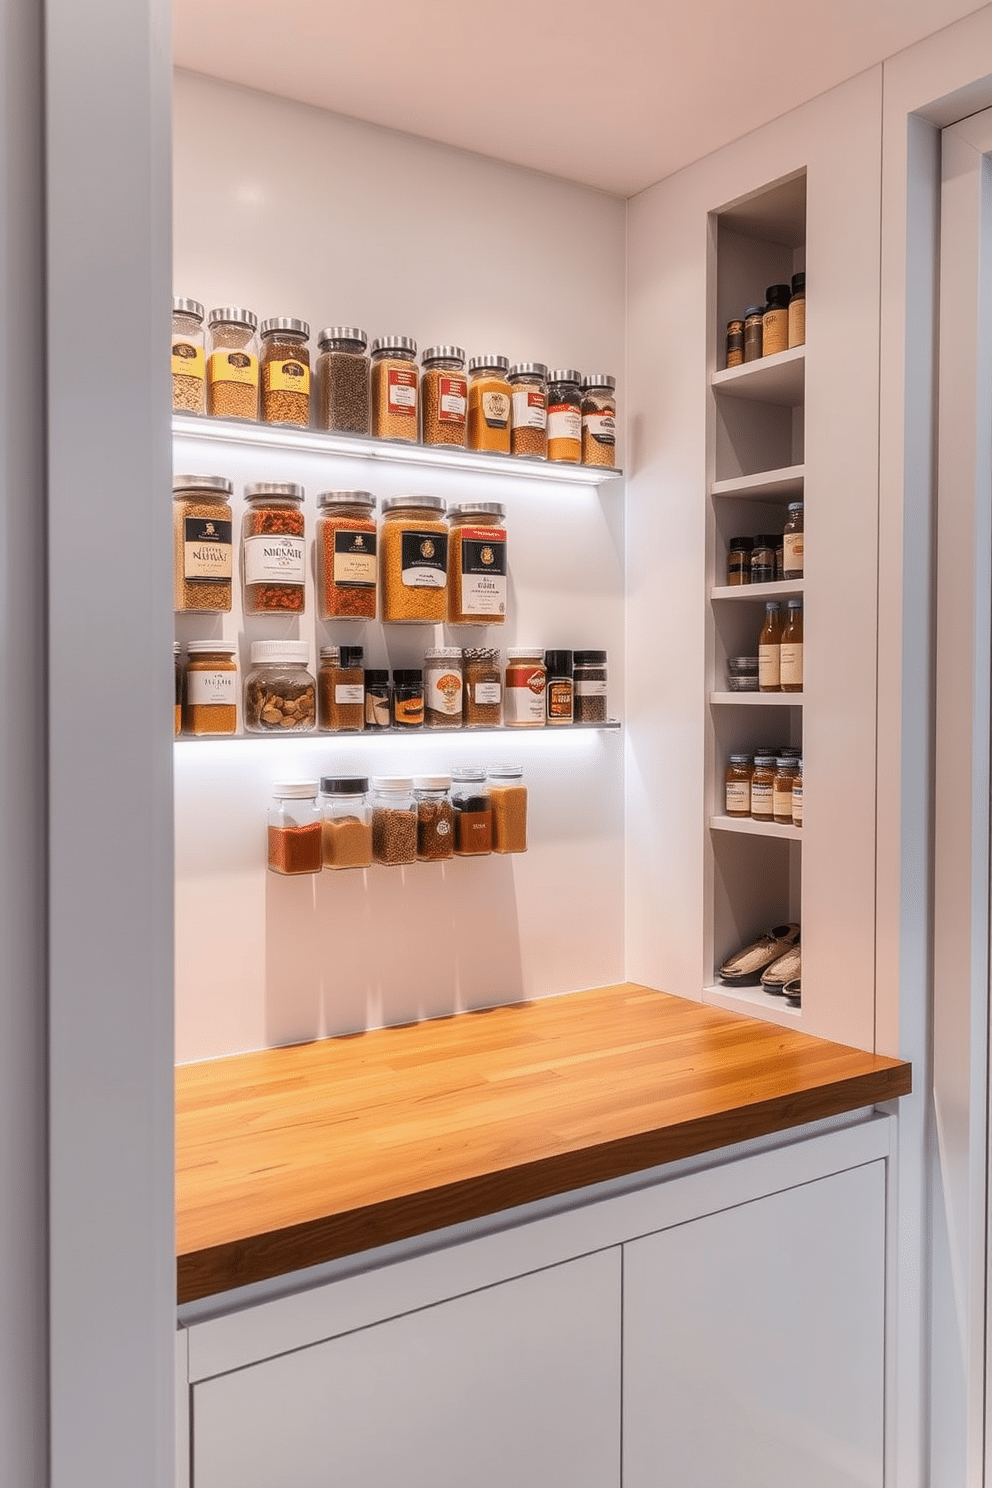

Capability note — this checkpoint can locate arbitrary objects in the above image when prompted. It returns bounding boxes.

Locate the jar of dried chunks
[207,307,259,420]
[546,368,583,464]
[369,776,418,866]
[244,641,316,733]
[451,768,492,856]
[172,475,233,613]
[380,496,448,623]
[509,362,548,459]
[371,335,419,443]
[487,764,527,853]
[267,782,322,875]
[315,327,370,435]
[316,491,377,621]
[504,648,546,728]
[414,775,454,861]
[171,298,206,415]
[184,640,238,736]
[421,345,467,447]
[319,776,373,871]
[463,647,502,728]
[581,375,616,468]
[242,482,306,614]
[467,355,511,454]
[260,317,311,427]
[318,645,365,732]
[424,647,463,727]
[447,502,506,625]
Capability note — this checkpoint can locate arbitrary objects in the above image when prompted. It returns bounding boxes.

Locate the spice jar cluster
[724,599,804,694]
[724,274,805,368]
[725,751,802,829]
[725,504,803,587]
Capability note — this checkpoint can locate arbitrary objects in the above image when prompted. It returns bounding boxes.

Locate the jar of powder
[421,345,467,447]
[462,648,502,727]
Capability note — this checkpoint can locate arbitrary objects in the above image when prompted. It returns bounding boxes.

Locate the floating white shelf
[709,692,804,707]
[710,465,805,502]
[174,720,622,746]
[709,814,802,841]
[710,579,804,601]
[702,982,801,1024]
[710,347,805,407]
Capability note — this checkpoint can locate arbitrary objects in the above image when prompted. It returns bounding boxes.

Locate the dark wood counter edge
[177,1059,912,1304]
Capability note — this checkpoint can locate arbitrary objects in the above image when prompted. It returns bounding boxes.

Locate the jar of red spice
[315,491,377,621]
[267,782,323,875]
[242,482,306,614]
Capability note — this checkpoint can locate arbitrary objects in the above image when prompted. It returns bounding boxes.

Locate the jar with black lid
[421,345,467,447]
[573,650,608,723]
[259,317,311,427]
[319,777,373,870]
[315,327,370,434]
[364,669,391,731]
[318,645,365,732]
[788,272,806,349]
[750,534,777,585]
[727,536,753,587]
[451,768,492,856]
[743,305,764,363]
[392,669,424,728]
[546,369,582,463]
[762,285,791,358]
[545,649,574,724]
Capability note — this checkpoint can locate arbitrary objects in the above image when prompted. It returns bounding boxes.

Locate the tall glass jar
[421,345,467,447]
[546,369,583,463]
[545,649,574,724]
[447,502,507,625]
[318,646,365,732]
[260,317,311,427]
[792,759,804,828]
[504,649,546,728]
[267,782,322,875]
[462,648,502,727]
[725,754,753,818]
[380,496,448,623]
[315,327,370,434]
[174,642,182,736]
[171,297,206,414]
[319,777,373,870]
[316,491,377,621]
[371,336,419,442]
[743,305,764,363]
[244,641,316,733]
[184,640,238,737]
[773,757,799,825]
[242,483,306,614]
[451,768,492,856]
[750,755,777,821]
[207,307,259,420]
[424,647,464,728]
[788,272,806,349]
[172,475,233,613]
[467,355,511,454]
[573,650,608,722]
[762,284,791,358]
[488,764,527,854]
[508,363,548,459]
[780,598,804,692]
[414,775,454,861]
[369,776,418,866]
[580,374,616,468]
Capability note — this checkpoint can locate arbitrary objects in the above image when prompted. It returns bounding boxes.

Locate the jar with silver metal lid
[315,491,377,621]
[242,482,306,614]
[259,316,311,427]
[467,354,511,454]
[315,326,370,434]
[172,297,206,414]
[581,374,617,468]
[546,369,583,463]
[172,474,233,613]
[508,362,548,459]
[207,306,259,420]
[379,494,448,622]
[371,335,419,442]
[421,345,467,447]
[447,501,507,625]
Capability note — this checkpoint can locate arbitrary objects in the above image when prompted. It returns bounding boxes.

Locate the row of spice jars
[267,768,528,875]
[726,504,803,585]
[725,752,802,828]
[758,598,804,692]
[724,274,805,368]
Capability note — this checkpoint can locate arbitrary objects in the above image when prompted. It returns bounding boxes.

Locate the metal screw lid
[259,317,310,338]
[462,647,500,662]
[548,369,582,386]
[316,491,376,509]
[753,755,778,767]
[207,306,258,330]
[581,373,616,391]
[787,501,804,512]
[370,335,417,357]
[487,764,523,778]
[508,362,548,380]
[468,354,509,374]
[728,753,753,764]
[447,502,506,522]
[425,647,463,660]
[787,597,804,608]
[743,305,765,319]
[243,482,305,502]
[422,345,466,366]
[506,647,544,658]
[316,327,368,350]
[173,297,204,319]
[173,474,233,496]
[451,767,486,782]
[380,494,446,514]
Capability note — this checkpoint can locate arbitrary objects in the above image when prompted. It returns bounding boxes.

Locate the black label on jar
[183,517,232,581]
[334,529,377,587]
[400,529,448,588]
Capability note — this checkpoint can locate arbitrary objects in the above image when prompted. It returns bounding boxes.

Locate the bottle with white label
[780,598,804,692]
[318,646,365,732]
[758,601,783,692]
[242,483,306,615]
[546,369,582,463]
[504,649,546,728]
[725,754,753,818]
[184,640,238,736]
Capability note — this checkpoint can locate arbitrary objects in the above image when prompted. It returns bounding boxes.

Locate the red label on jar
[506,664,546,695]
[438,375,467,421]
[387,367,417,414]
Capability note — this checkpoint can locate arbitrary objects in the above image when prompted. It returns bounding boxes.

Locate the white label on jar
[426,666,463,717]
[726,781,750,813]
[773,782,793,817]
[575,679,607,697]
[792,784,803,825]
[505,665,546,725]
[512,388,546,429]
[583,412,616,446]
[387,367,418,410]
[334,684,364,705]
[187,669,237,706]
[481,390,509,428]
[243,533,306,584]
[547,406,581,443]
[779,643,803,688]
[758,645,780,689]
[183,517,232,580]
[474,682,501,704]
[751,781,773,816]
[783,532,804,573]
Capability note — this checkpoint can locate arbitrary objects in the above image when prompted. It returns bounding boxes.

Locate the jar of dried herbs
[462,647,502,728]
[581,375,616,468]
[184,640,238,736]
[173,475,233,613]
[414,775,454,861]
[260,317,311,427]
[546,369,582,464]
[315,327,370,435]
[391,669,424,729]
[421,345,467,447]
[244,641,316,733]
[573,650,608,723]
[371,336,419,442]
[508,363,548,459]
[319,777,373,871]
[267,782,322,875]
[207,307,259,420]
[487,764,527,854]
[424,647,463,728]
[451,768,492,856]
[447,502,506,625]
[380,496,448,623]
[318,646,365,732]
[242,483,306,614]
[172,297,206,415]
[369,776,418,866]
[467,355,511,454]
[364,669,391,730]
[316,491,377,621]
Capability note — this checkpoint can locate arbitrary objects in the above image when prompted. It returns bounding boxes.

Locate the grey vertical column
[45,1,174,1485]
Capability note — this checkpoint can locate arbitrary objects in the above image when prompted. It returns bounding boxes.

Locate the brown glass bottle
[758,601,783,692]
[780,598,804,692]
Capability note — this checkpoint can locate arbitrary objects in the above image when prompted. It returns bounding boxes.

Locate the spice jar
[244,641,316,733]
[371,336,419,442]
[508,363,548,459]
[242,483,306,614]
[783,502,804,580]
[758,601,783,692]
[316,491,377,621]
[369,776,418,866]
[488,764,527,854]
[421,345,467,448]
[467,355,511,454]
[725,754,752,818]
[762,284,791,358]
[750,534,776,585]
[172,475,233,613]
[773,757,799,824]
[780,598,803,692]
[174,642,182,737]
[727,536,753,587]
[260,317,311,427]
[414,775,454,862]
[267,782,322,876]
[792,759,803,828]
[379,496,448,623]
[315,327,370,435]
[743,305,764,363]
[581,375,617,469]
[319,776,373,871]
[725,319,744,369]
[504,649,546,728]
[207,307,259,420]
[172,298,206,414]
[424,647,464,728]
[364,669,391,731]
[788,272,806,349]
[318,646,365,732]
[392,669,424,729]
[750,756,777,822]
[546,369,583,464]
[447,502,507,625]
[462,648,502,728]
[545,649,574,724]
[184,640,238,736]
[451,768,492,856]
[573,650,608,723]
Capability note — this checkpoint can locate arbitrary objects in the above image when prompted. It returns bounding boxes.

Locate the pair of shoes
[782,978,801,1006]
[719,924,800,986]
[761,943,800,994]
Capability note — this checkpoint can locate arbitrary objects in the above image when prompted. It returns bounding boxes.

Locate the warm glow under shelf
[709,814,802,841]
[174,719,622,745]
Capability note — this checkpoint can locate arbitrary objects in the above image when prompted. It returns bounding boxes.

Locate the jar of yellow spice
[379,495,448,623]
[467,355,511,454]
[184,641,238,736]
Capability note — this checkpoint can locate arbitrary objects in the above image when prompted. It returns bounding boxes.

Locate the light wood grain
[176,984,911,1302]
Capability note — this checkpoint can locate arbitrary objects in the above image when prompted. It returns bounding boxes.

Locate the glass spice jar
[750,755,777,822]
[504,648,546,728]
[414,775,454,862]
[379,496,448,623]
[751,534,777,585]
[792,759,803,828]
[773,756,799,825]
[424,647,464,728]
[508,363,548,459]
[725,319,744,369]
[545,649,574,724]
[172,297,206,414]
[727,535,753,587]
[316,491,377,621]
[318,646,365,732]
[573,650,608,723]
[447,502,507,626]
[267,782,323,875]
[260,317,311,427]
[580,375,617,468]
[319,776,373,871]
[174,642,182,737]
[315,327,370,435]
[546,369,583,463]
[242,483,306,614]
[758,600,783,692]
[172,475,233,613]
[364,669,391,731]
[371,336,419,442]
[462,648,502,727]
[487,764,527,854]
[392,669,424,729]
[369,776,418,866]
[451,768,493,856]
[184,640,238,736]
[743,305,764,363]
[780,597,804,692]
[207,307,259,420]
[788,272,806,349]
[244,641,316,733]
[421,345,467,447]
[762,284,791,358]
[467,355,511,454]
[725,754,753,818]
[783,501,804,580]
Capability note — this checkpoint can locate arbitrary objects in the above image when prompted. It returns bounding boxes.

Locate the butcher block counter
[175,983,911,1304]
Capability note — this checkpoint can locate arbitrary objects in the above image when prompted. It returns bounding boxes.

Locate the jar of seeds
[546,369,583,464]
[184,641,238,736]
[424,647,464,728]
[316,491,377,621]
[242,483,306,614]
[319,776,373,870]
[172,475,233,612]
[487,764,527,853]
[463,647,502,727]
[318,646,365,732]
[260,318,311,427]
[371,336,419,442]
[171,297,206,414]
[509,363,548,459]
[207,307,259,420]
[447,502,507,625]
[364,669,391,730]
[467,355,511,454]
[581,375,616,468]
[267,782,322,875]
[315,327,370,435]
[414,775,454,861]
[451,768,493,856]
[573,650,608,722]
[244,641,316,733]
[380,496,448,623]
[369,776,418,866]
[421,345,467,447]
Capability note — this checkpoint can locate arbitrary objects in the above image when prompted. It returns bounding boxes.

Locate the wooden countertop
[176,984,911,1304]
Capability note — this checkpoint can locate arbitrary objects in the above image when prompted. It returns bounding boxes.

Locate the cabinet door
[623,1161,885,1488]
[192,1247,620,1488]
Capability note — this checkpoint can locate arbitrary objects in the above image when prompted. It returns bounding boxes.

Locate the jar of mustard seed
[581,375,617,468]
[467,355,512,454]
[462,648,502,727]
[316,491,377,621]
[174,642,182,736]
[773,756,799,824]
[267,782,323,876]
[184,640,238,737]
[789,272,806,349]
[242,483,306,614]
[207,307,259,420]
[451,768,493,856]
[504,649,546,727]
[509,363,548,459]
[172,475,233,613]
[172,297,206,415]
[371,336,419,442]
[380,496,448,623]
[546,369,583,463]
[447,502,507,625]
[727,536,753,587]
[488,764,527,854]
[318,646,365,732]
[260,317,311,427]
[725,754,752,817]
[370,776,418,866]
[315,327,370,435]
[421,345,467,447]
[743,305,764,363]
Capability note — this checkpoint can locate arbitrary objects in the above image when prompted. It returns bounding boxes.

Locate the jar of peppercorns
[315,327,370,435]
[580,375,616,468]
[171,298,206,415]
[242,482,306,614]
[260,318,311,427]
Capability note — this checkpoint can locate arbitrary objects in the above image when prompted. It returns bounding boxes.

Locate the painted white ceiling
[174,0,986,196]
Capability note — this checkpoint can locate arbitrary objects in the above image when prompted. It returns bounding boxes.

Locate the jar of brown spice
[580,375,617,468]
[319,777,373,870]
[267,782,322,875]
[508,363,548,459]
[467,355,511,454]
[172,297,206,414]
[242,482,306,614]
[315,491,377,621]
[546,369,583,464]
[380,496,448,623]
[184,640,238,736]
[318,646,365,732]
[173,475,233,613]
[260,317,311,427]
[462,648,502,727]
[371,336,419,443]
[315,327,370,435]
[447,502,507,626]
[421,345,467,447]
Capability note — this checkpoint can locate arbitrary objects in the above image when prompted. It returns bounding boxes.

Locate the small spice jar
[762,284,791,358]
[267,782,323,876]
[451,768,492,856]
[725,319,744,369]
[172,475,233,613]
[581,375,617,469]
[414,775,454,862]
[369,776,418,866]
[743,305,764,363]
[788,272,806,349]
[424,647,464,728]
[509,363,548,459]
[172,297,206,414]
[319,776,373,871]
[545,649,574,725]
[392,669,424,729]
[792,759,803,828]
[750,534,777,585]
[467,355,511,454]
[725,754,752,818]
[773,756,799,825]
[447,502,507,626]
[207,307,259,420]
[184,640,238,736]
[242,483,306,614]
[380,496,448,623]
[546,369,583,464]
[315,327,370,435]
[421,345,467,447]
[244,641,316,733]
[727,536,753,587]
[573,650,608,723]
[364,669,391,731]
[462,647,502,728]
[174,642,182,737]
[260,317,311,427]
[371,336,419,442]
[318,646,365,732]
[504,649,546,728]
[488,764,527,854]
[316,491,377,621]
[783,501,804,580]
[750,755,777,822]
